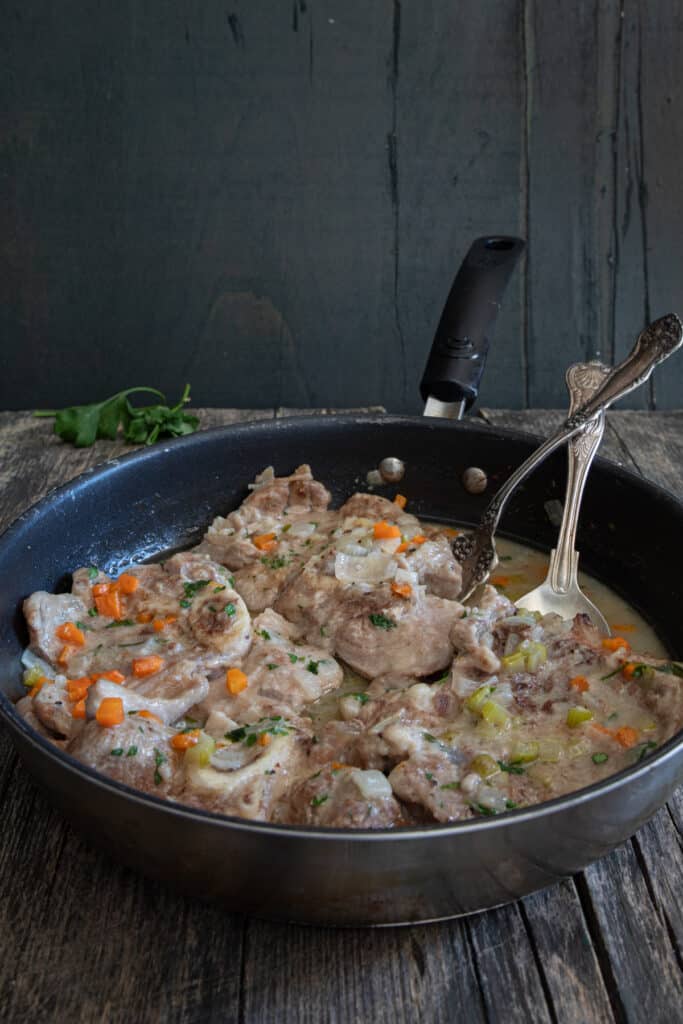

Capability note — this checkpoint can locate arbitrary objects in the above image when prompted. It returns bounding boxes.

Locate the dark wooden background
[2,1,682,413]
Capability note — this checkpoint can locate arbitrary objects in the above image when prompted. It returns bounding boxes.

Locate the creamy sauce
[307,532,667,729]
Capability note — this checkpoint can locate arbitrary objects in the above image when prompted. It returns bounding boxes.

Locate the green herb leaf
[260,555,288,570]
[368,613,397,630]
[105,618,135,628]
[636,740,658,762]
[311,794,329,807]
[351,692,369,705]
[225,603,236,617]
[87,607,99,618]
[425,771,434,781]
[34,386,198,448]
[423,732,437,743]
[440,781,460,790]
[87,566,99,580]
[110,748,124,757]
[306,660,320,675]
[153,747,167,785]
[288,653,300,664]
[179,599,191,609]
[213,585,226,593]
[592,752,609,764]
[258,629,271,641]
[126,746,138,757]
[497,760,525,775]
[183,579,210,599]
[266,663,278,671]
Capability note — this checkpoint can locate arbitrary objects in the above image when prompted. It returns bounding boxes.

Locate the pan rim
[1,412,682,841]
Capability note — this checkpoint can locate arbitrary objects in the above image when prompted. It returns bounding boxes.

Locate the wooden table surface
[1,407,682,1024]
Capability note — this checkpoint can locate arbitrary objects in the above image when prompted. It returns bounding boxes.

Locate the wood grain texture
[0,407,682,1024]
[3,3,683,413]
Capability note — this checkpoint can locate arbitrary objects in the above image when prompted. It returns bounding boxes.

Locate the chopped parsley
[311,794,329,808]
[183,579,210,600]
[260,555,288,570]
[350,692,369,705]
[88,607,99,617]
[369,613,397,630]
[258,629,271,641]
[636,741,658,762]
[75,621,92,632]
[497,760,525,775]
[475,803,496,816]
[208,604,218,613]
[213,585,226,593]
[225,603,236,617]
[424,771,434,781]
[153,747,167,785]
[180,599,191,609]
[288,653,301,664]
[110,748,124,757]
[266,663,278,671]
[281,523,292,533]
[423,732,437,743]
[226,717,290,745]
[126,746,138,757]
[505,800,518,810]
[440,781,460,790]
[592,752,609,764]
[87,566,99,580]
[105,618,135,628]
[306,660,320,675]
[320,625,328,637]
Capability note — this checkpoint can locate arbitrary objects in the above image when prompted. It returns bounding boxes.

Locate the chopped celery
[464,685,493,713]
[500,650,526,672]
[566,706,593,728]
[184,732,216,768]
[523,641,547,672]
[510,740,539,763]
[480,700,510,728]
[23,665,47,688]
[469,754,500,778]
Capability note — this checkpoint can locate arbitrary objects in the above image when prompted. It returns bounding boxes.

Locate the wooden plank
[241,918,486,1024]
[614,4,683,410]
[394,0,526,411]
[520,880,615,1024]
[525,0,622,407]
[578,840,683,1022]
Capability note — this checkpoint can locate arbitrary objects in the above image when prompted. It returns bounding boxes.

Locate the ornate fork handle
[548,361,611,593]
[454,313,683,599]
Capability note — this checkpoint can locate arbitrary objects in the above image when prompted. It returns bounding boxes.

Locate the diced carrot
[164,615,177,626]
[115,573,139,594]
[253,532,277,551]
[411,535,426,546]
[67,677,94,702]
[569,675,590,693]
[72,698,87,719]
[28,677,49,698]
[94,589,122,620]
[591,723,614,737]
[396,541,409,553]
[132,655,164,678]
[55,621,85,646]
[622,662,638,680]
[615,726,639,748]
[91,669,126,684]
[393,494,407,510]
[610,623,636,633]
[137,612,153,624]
[137,709,163,723]
[96,697,124,727]
[92,583,110,597]
[57,644,77,665]
[391,581,412,599]
[226,667,248,695]
[257,732,271,747]
[490,575,510,588]
[153,619,165,632]
[602,636,630,652]
[374,521,401,540]
[170,730,200,751]
[442,527,459,537]
[331,762,351,770]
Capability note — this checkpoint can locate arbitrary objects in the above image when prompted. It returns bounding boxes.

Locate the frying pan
[1,251,682,926]
[1,416,682,925]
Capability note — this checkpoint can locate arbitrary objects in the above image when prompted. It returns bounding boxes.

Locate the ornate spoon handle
[454,313,683,599]
[548,361,611,593]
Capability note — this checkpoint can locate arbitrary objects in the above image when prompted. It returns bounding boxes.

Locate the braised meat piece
[276,763,402,828]
[68,717,183,797]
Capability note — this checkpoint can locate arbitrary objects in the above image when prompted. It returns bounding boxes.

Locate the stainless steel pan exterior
[1,416,681,926]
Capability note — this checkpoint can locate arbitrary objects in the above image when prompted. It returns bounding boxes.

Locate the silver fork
[453,313,683,600]
[514,361,612,634]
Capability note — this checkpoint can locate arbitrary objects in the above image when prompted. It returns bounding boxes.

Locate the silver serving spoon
[514,361,612,634]
[453,313,683,601]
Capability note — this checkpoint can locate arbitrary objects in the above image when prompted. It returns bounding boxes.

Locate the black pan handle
[419,235,525,411]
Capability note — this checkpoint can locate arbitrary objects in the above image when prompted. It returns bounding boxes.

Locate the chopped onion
[288,521,317,538]
[335,551,397,585]
[350,769,393,800]
[210,745,251,771]
[21,650,53,676]
[475,787,508,813]
[394,567,418,587]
